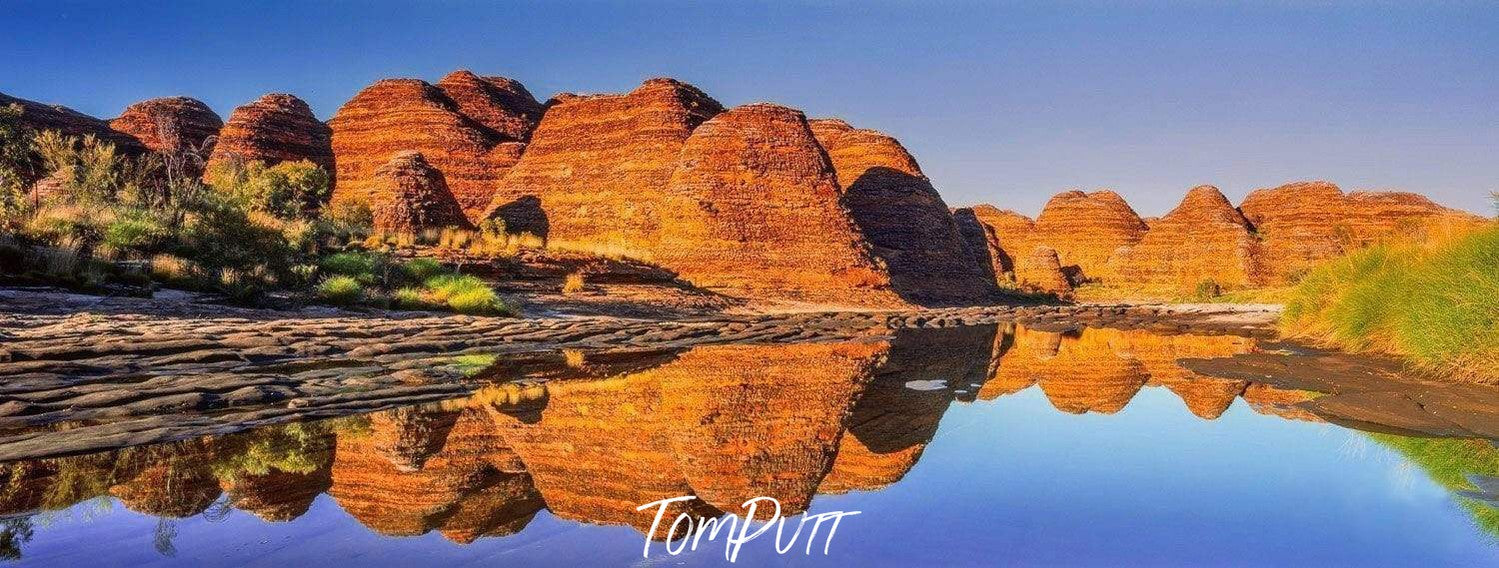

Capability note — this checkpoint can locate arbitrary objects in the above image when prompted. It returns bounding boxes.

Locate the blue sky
[4,1,1497,216]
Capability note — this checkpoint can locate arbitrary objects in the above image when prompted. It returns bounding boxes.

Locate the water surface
[2,323,1497,566]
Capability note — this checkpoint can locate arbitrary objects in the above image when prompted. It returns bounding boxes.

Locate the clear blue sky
[4,1,1496,216]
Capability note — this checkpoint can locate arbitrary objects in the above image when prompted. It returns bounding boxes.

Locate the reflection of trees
[0,517,33,561]
[1370,435,1499,539]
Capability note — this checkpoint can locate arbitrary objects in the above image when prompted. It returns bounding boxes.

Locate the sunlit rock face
[330,78,514,220]
[1015,245,1072,295]
[434,70,545,143]
[435,473,545,544]
[954,205,1072,294]
[1032,190,1148,283]
[822,326,998,493]
[205,93,334,174]
[0,91,146,153]
[109,96,223,156]
[808,119,998,305]
[657,342,887,513]
[1113,185,1270,292]
[484,78,724,257]
[109,441,222,518]
[369,151,472,232]
[657,105,901,305]
[1239,181,1483,283]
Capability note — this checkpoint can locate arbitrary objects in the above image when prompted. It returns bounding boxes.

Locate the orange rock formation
[329,79,516,219]
[484,78,724,256]
[108,96,223,155]
[0,91,146,153]
[656,104,900,304]
[1031,190,1148,283]
[205,93,333,174]
[369,151,472,232]
[1112,185,1269,291]
[809,119,997,304]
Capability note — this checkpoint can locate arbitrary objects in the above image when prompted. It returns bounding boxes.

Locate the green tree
[205,159,331,220]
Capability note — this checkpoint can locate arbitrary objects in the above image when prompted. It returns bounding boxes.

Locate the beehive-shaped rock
[483,78,725,257]
[329,79,505,219]
[656,104,901,305]
[369,151,472,232]
[0,91,146,153]
[109,96,223,154]
[808,119,997,304]
[1015,245,1072,295]
[1032,190,1147,282]
[434,70,545,142]
[206,93,333,174]
[1113,185,1268,291]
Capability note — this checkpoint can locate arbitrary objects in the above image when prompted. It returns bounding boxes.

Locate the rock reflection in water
[7,322,1499,561]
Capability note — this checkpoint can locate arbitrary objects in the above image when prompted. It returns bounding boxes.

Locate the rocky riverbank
[0,286,1278,460]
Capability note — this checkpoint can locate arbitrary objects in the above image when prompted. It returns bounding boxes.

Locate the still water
[2,324,1497,566]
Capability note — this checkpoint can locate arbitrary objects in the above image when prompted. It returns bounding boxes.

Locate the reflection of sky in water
[13,387,1499,567]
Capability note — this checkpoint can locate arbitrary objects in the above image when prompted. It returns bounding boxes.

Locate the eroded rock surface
[1032,190,1147,283]
[370,151,472,232]
[809,119,997,304]
[109,96,223,155]
[657,105,900,305]
[1113,185,1269,291]
[206,93,334,174]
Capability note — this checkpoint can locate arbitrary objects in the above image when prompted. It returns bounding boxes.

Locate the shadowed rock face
[368,407,462,472]
[952,207,1005,285]
[822,325,998,493]
[434,70,545,143]
[329,79,508,220]
[370,151,472,232]
[109,96,223,155]
[955,205,1073,294]
[0,91,146,153]
[1113,185,1269,291]
[1032,190,1148,283]
[484,78,725,257]
[657,104,901,305]
[808,119,997,305]
[206,94,333,176]
[1240,181,1485,282]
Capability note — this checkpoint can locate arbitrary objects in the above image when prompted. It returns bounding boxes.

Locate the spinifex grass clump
[309,250,514,315]
[1282,223,1499,380]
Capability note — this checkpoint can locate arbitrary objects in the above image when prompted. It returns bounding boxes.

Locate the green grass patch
[1282,224,1499,379]
[316,275,364,305]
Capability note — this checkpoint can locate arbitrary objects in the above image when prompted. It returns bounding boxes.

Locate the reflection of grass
[1371,434,1499,538]
[451,353,498,376]
[1282,224,1499,380]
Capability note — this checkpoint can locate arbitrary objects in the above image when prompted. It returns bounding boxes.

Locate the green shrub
[317,275,364,305]
[391,286,439,310]
[400,257,446,283]
[102,209,170,252]
[1193,279,1222,301]
[423,273,511,315]
[319,251,381,282]
[205,159,331,220]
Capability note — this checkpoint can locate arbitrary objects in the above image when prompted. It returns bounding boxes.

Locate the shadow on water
[2,322,1499,562]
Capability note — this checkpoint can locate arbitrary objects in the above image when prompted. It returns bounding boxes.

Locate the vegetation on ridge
[1281,213,1499,381]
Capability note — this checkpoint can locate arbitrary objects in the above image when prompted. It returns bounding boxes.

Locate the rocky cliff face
[484,78,724,257]
[656,104,901,305]
[109,96,223,155]
[1032,190,1148,284]
[1241,181,1482,282]
[434,70,545,143]
[1,91,146,153]
[370,151,472,232]
[329,79,509,219]
[206,93,333,175]
[1113,185,1269,290]
[808,119,997,305]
